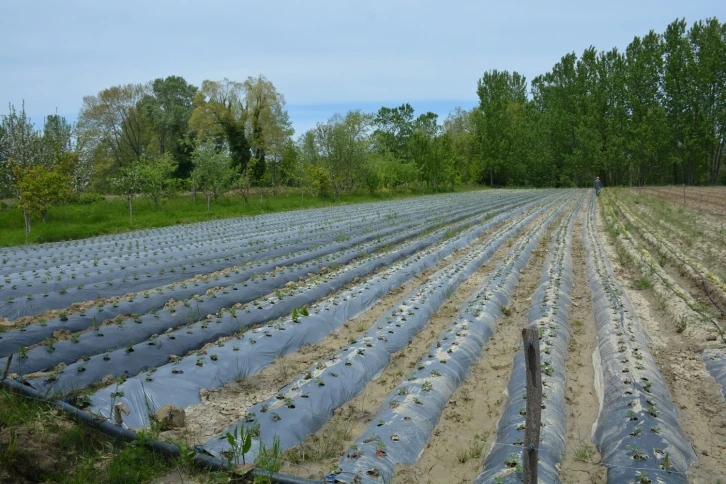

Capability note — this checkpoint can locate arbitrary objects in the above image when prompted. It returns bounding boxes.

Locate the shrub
[71,192,106,205]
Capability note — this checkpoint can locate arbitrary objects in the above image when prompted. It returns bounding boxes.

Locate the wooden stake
[2,353,13,380]
[522,326,542,484]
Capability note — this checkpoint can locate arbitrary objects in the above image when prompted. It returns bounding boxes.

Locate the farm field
[1,188,725,484]
[632,186,726,217]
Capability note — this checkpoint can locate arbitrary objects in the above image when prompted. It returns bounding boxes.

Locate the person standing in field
[594,176,602,196]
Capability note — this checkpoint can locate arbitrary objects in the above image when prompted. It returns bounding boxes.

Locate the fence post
[2,353,12,380]
[522,326,542,484]
[683,184,686,209]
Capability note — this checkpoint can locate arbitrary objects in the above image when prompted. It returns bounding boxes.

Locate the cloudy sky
[1,0,723,136]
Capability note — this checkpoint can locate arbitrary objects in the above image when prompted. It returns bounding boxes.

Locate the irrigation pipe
[0,375,320,484]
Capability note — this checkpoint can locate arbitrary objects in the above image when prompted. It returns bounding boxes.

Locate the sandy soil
[635,187,726,218]
[391,215,560,484]
[613,197,726,317]
[559,209,606,483]
[598,202,726,483]
[628,201,726,278]
[161,221,508,448]
[277,212,556,481]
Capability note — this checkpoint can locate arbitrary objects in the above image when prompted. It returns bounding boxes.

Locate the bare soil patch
[560,209,606,483]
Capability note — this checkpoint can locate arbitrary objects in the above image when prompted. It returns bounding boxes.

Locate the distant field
[0,187,479,247]
[631,185,726,216]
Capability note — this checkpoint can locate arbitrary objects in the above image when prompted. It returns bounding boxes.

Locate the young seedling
[225,426,253,466]
[635,471,651,483]
[43,338,55,353]
[626,444,648,460]
[504,453,519,468]
[375,439,386,458]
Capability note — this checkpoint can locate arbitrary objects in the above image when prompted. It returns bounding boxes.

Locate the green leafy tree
[625,33,668,185]
[312,110,372,199]
[77,83,151,172]
[111,161,142,225]
[443,108,480,183]
[688,18,726,184]
[14,163,74,241]
[304,165,331,198]
[278,140,300,188]
[373,103,415,160]
[190,79,252,178]
[0,103,42,196]
[191,142,235,211]
[475,70,527,185]
[138,153,178,210]
[140,76,198,177]
[243,75,294,186]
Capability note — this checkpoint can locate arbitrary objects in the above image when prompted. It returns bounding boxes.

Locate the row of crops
[0,192,537,320]
[2,189,711,483]
[605,191,726,406]
[582,196,696,483]
[203,192,570,471]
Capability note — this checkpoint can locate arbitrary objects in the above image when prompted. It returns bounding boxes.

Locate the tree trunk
[23,210,31,244]
[711,142,723,184]
[41,210,47,223]
[128,195,133,225]
[206,194,211,213]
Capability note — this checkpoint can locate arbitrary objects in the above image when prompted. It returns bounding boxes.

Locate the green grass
[634,274,653,290]
[0,388,198,484]
[0,186,483,247]
[574,444,595,462]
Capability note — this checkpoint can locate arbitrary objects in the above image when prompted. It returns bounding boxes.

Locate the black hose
[0,377,320,484]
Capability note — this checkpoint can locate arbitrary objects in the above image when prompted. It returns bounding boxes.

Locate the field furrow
[583,195,697,483]
[82,195,548,426]
[475,195,581,483]
[333,195,579,483]
[201,194,567,463]
[1,193,521,320]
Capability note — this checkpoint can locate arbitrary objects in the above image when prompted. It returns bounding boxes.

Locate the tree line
[480,17,725,187]
[0,16,724,234]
